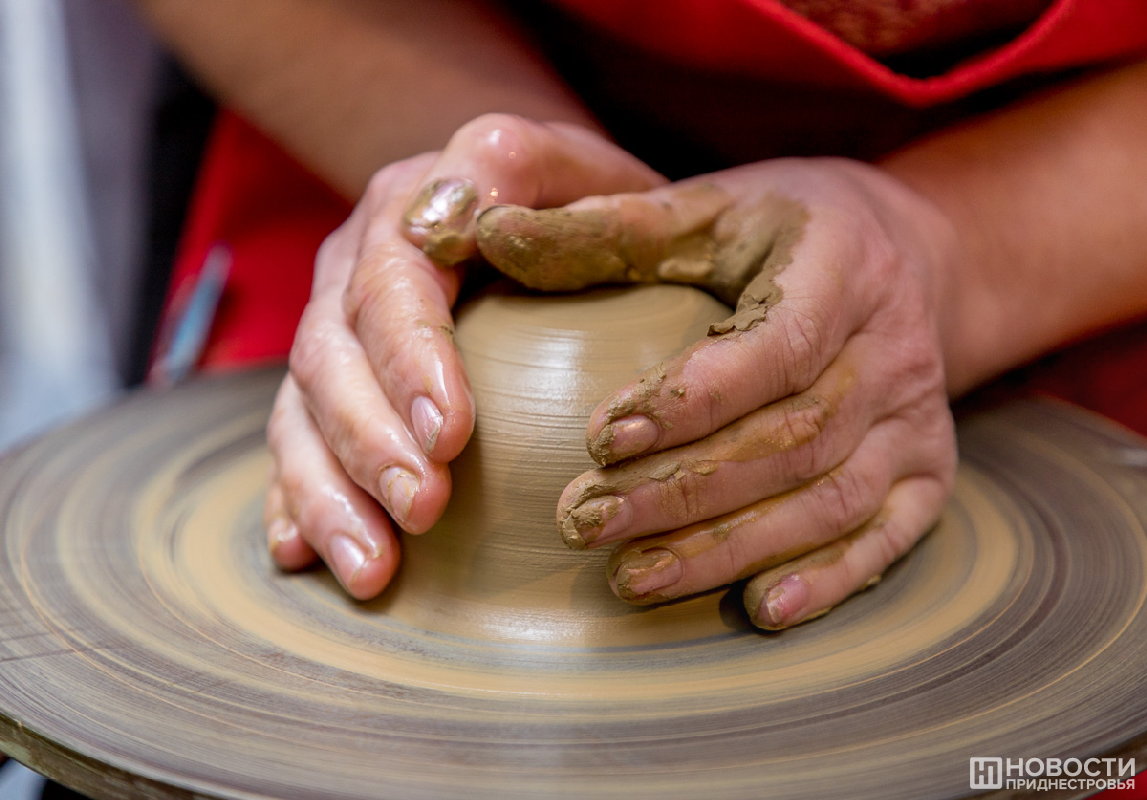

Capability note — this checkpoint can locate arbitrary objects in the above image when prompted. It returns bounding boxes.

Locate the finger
[266,377,401,599]
[475,181,811,306]
[558,353,868,549]
[743,474,951,630]
[344,161,474,463]
[476,181,732,292]
[290,292,452,534]
[585,284,869,466]
[561,322,950,546]
[479,180,868,466]
[604,418,914,606]
[264,478,317,571]
[342,233,474,463]
[402,114,665,264]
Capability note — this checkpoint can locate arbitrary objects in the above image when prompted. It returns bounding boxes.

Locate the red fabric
[161,0,1147,440]
[547,0,1147,106]
[162,113,350,372]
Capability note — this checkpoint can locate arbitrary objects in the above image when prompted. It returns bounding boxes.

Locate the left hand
[263,116,663,598]
[477,157,961,629]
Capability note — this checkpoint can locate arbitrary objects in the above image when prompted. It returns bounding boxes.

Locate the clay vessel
[379,282,736,646]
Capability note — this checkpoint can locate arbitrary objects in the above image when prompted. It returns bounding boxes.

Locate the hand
[477,157,960,629]
[264,115,663,598]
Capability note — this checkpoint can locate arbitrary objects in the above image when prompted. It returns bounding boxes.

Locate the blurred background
[0,0,212,454]
[1,0,211,795]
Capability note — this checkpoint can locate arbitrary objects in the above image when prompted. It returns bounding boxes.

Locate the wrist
[828,158,986,397]
[876,157,1000,398]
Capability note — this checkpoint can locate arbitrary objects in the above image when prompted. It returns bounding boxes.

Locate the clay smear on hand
[561,387,848,549]
[475,184,808,337]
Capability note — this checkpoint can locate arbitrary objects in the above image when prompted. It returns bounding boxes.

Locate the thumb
[475,181,736,295]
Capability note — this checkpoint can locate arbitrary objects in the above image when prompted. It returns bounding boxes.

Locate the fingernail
[596,415,659,461]
[267,517,300,563]
[411,395,444,455]
[380,466,419,528]
[403,177,477,262]
[327,532,368,591]
[759,574,811,629]
[562,495,630,549]
[267,517,296,551]
[614,548,681,601]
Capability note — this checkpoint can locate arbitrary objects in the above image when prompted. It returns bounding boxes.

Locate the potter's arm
[131,0,597,198]
[882,59,1147,395]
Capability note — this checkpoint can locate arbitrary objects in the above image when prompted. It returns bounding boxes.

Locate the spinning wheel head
[0,284,1145,800]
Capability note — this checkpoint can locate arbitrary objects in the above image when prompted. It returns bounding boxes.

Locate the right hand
[263,115,664,598]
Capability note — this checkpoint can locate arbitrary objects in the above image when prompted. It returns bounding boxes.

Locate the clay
[706,195,808,335]
[2,287,1147,799]
[475,187,810,339]
[476,187,809,468]
[389,282,734,633]
[403,177,479,264]
[475,184,730,293]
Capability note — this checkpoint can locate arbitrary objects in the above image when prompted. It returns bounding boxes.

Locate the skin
[136,1,1147,625]
[131,0,599,198]
[476,159,958,626]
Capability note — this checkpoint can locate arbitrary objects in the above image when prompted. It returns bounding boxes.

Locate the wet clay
[385,282,733,645]
[2,288,1147,799]
[706,196,809,335]
[475,187,810,468]
[475,186,810,337]
[403,177,479,265]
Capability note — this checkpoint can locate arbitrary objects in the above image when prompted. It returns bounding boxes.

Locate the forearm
[882,59,1147,395]
[133,0,597,198]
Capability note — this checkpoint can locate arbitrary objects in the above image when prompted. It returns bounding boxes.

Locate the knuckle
[363,161,408,205]
[891,332,944,388]
[778,394,835,479]
[341,247,392,330]
[818,468,872,529]
[318,416,385,499]
[777,308,827,391]
[341,244,430,343]
[287,313,341,387]
[453,113,536,179]
[314,228,346,273]
[657,470,706,521]
[873,522,908,569]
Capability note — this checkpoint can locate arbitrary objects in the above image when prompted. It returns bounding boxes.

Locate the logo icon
[970,757,1004,790]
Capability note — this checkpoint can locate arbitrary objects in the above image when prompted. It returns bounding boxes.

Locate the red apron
[162,0,1147,439]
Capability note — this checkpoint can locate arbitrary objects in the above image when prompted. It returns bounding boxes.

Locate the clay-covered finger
[476,182,733,292]
[742,474,951,630]
[289,296,452,534]
[266,376,401,600]
[585,288,870,465]
[476,179,886,466]
[475,181,814,307]
[402,114,665,264]
[603,420,913,606]
[559,357,869,549]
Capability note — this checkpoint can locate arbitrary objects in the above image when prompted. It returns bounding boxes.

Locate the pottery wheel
[2,368,1147,799]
